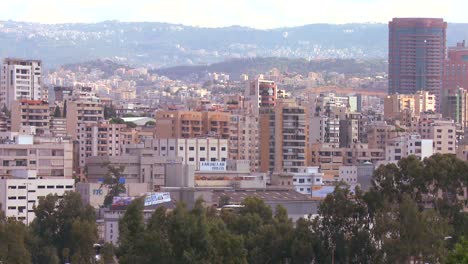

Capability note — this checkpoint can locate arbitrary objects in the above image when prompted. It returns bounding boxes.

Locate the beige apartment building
[76,122,128,169]
[309,143,384,182]
[259,99,308,173]
[0,135,73,178]
[11,100,50,135]
[155,110,230,139]
[66,98,104,139]
[384,91,436,120]
[228,112,259,171]
[429,120,457,154]
[366,121,398,149]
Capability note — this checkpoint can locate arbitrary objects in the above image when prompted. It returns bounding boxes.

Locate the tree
[53,105,61,118]
[0,211,31,264]
[100,243,116,264]
[144,120,156,127]
[30,192,97,264]
[447,236,468,264]
[375,195,451,264]
[117,197,145,264]
[62,100,67,117]
[314,185,380,264]
[140,207,173,263]
[125,121,137,128]
[109,117,125,124]
[104,105,117,119]
[101,164,126,208]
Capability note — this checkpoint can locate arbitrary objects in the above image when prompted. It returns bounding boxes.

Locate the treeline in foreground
[0,153,468,264]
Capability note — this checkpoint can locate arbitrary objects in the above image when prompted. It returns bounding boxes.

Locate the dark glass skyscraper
[388,18,447,99]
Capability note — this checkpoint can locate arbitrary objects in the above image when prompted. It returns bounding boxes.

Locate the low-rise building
[141,138,228,171]
[0,170,75,224]
[85,148,187,190]
[0,134,73,178]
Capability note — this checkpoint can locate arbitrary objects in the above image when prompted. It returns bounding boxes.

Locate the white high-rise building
[1,58,43,109]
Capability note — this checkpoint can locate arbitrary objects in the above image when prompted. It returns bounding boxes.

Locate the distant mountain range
[1,20,468,69]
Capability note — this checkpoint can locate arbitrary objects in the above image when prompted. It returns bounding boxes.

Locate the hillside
[154,57,387,80]
[2,20,464,68]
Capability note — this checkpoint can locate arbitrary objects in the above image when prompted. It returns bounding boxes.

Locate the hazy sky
[0,0,464,29]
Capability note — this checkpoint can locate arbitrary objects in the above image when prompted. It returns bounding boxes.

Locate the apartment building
[11,100,50,135]
[66,97,104,140]
[339,117,359,148]
[366,121,400,149]
[141,138,228,170]
[258,99,308,174]
[441,87,468,129]
[338,164,375,191]
[154,110,230,139]
[245,79,277,115]
[228,112,259,171]
[309,143,384,182]
[384,92,436,120]
[309,116,340,144]
[0,170,75,224]
[292,166,324,195]
[86,148,186,189]
[76,122,128,168]
[429,120,457,154]
[384,134,434,163]
[0,58,43,109]
[50,117,68,138]
[0,134,73,178]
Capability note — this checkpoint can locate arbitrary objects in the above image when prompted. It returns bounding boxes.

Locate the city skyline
[0,0,466,29]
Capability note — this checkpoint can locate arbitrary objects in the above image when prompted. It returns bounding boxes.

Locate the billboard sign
[112,196,135,207]
[199,161,226,171]
[144,192,171,206]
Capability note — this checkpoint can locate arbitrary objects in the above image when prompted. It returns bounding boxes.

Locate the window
[189,147,195,151]
[47,185,54,189]
[221,147,226,151]
[65,185,73,189]
[38,185,45,189]
[169,146,174,151]
[161,147,166,151]
[299,179,305,183]
[179,147,183,151]
[200,158,206,161]
[210,147,216,151]
[210,158,216,161]
[188,157,195,162]
[200,147,205,151]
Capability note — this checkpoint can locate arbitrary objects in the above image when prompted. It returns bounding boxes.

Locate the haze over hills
[1,20,468,69]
